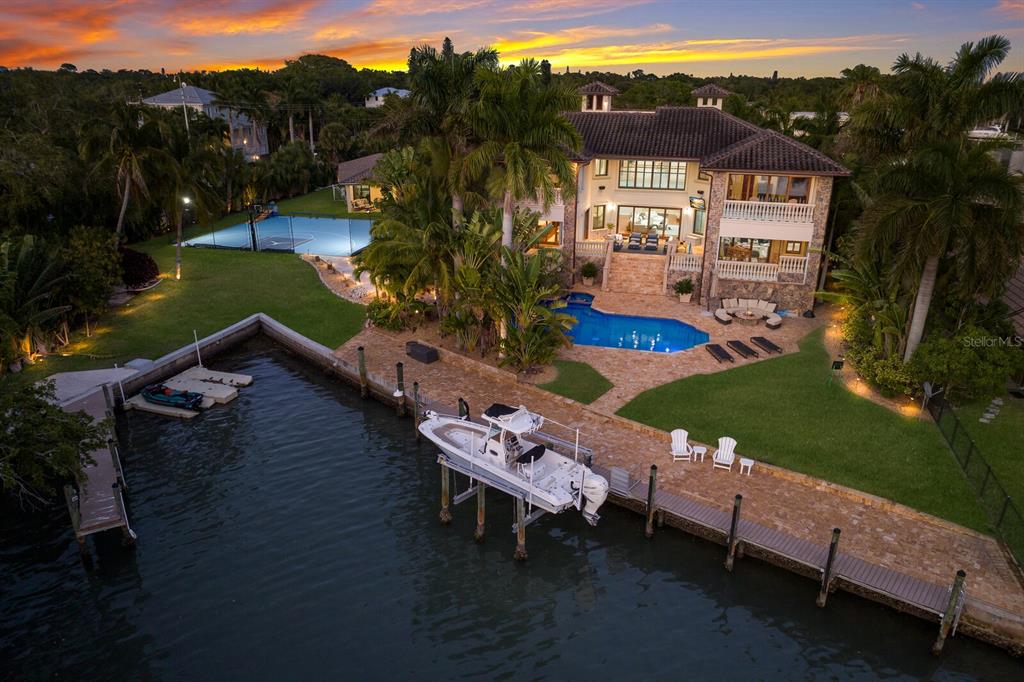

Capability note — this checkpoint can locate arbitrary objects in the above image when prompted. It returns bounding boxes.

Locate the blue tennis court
[184,215,373,257]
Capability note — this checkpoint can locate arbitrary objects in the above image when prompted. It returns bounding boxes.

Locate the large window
[593,159,608,177]
[591,204,606,231]
[618,160,686,190]
[616,205,683,237]
[538,221,560,246]
[727,175,811,203]
[354,184,371,200]
[718,237,808,262]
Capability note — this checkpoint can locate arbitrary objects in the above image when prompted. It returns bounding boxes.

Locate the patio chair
[643,233,660,251]
[705,343,734,363]
[714,309,732,325]
[627,232,643,250]
[726,340,759,359]
[671,428,707,462]
[766,313,783,329]
[750,336,782,354]
[713,437,737,471]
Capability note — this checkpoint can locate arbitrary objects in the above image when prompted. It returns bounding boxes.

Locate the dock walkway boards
[600,466,949,617]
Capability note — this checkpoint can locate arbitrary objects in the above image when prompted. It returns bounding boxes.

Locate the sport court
[184,215,373,257]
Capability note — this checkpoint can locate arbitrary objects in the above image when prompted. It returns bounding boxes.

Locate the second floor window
[728,174,811,203]
[618,160,686,190]
[593,159,608,177]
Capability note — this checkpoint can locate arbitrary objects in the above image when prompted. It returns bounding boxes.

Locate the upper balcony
[518,188,564,223]
[723,200,814,224]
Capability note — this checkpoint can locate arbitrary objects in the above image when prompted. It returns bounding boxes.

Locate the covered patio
[333,153,384,213]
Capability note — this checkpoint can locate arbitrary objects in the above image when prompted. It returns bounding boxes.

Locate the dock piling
[439,463,453,524]
[474,482,486,543]
[357,346,368,399]
[932,570,967,655]
[725,494,743,571]
[412,382,421,442]
[644,465,658,539]
[514,497,528,561]
[394,362,406,417]
[817,528,841,607]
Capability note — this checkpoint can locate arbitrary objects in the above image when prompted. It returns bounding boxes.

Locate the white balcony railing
[575,240,606,257]
[779,255,809,276]
[716,260,780,282]
[521,188,563,208]
[723,200,814,223]
[668,252,702,271]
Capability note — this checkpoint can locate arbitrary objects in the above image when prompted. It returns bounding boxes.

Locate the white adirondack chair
[713,437,737,471]
[671,429,708,462]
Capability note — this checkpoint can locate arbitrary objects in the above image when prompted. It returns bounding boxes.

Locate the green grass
[617,328,991,532]
[956,397,1024,506]
[539,360,613,404]
[17,191,366,384]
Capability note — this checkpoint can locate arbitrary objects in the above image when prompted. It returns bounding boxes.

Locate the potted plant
[673,277,694,303]
[580,261,599,286]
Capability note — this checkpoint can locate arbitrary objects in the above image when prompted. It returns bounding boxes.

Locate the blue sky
[0,0,1021,75]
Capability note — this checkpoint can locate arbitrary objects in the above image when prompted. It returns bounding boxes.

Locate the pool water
[1,342,1020,679]
[184,215,373,257]
[562,297,710,352]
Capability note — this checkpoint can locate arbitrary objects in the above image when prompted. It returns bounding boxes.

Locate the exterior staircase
[603,252,667,295]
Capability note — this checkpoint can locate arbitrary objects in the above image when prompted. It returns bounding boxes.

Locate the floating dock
[124,366,252,418]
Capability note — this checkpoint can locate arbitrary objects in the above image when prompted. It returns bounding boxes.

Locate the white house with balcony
[365,87,410,108]
[560,82,849,313]
[142,84,268,159]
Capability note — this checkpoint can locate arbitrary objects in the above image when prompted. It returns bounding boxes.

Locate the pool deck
[335,328,1024,653]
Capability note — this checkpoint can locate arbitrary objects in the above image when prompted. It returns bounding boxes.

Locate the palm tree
[838,64,883,108]
[467,59,581,249]
[857,140,1024,361]
[0,236,69,367]
[85,103,172,244]
[403,38,499,222]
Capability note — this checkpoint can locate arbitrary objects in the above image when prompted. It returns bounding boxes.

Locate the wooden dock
[598,465,951,618]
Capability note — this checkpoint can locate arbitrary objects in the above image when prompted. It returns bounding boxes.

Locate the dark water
[2,342,1021,680]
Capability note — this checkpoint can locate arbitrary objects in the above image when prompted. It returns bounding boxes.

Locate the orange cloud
[492,0,651,22]
[165,0,321,35]
[362,0,490,15]
[494,24,671,53]
[991,0,1024,17]
[0,0,129,45]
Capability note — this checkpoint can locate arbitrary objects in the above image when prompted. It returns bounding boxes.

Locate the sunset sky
[2,0,1022,76]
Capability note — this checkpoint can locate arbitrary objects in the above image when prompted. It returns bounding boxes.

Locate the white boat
[418,403,610,525]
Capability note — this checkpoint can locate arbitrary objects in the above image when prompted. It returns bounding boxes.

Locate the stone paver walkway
[336,328,1024,644]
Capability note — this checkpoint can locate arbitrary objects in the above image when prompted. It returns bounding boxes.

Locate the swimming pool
[562,294,709,352]
[184,215,373,257]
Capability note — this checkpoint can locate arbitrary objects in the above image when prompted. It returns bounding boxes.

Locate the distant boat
[419,403,609,525]
[141,383,204,411]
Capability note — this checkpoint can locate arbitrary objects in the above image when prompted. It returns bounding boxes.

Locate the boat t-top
[418,403,609,525]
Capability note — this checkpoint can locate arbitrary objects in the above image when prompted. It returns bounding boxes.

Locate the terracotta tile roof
[579,81,620,96]
[1005,262,1024,336]
[336,153,383,184]
[691,83,732,98]
[565,106,849,176]
[701,129,851,176]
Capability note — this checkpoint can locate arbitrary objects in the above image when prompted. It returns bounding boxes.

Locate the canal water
[2,342,1020,680]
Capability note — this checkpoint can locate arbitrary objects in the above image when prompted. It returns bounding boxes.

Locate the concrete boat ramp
[123,366,253,418]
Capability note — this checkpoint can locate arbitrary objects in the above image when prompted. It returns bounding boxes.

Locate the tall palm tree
[467,59,581,249]
[85,103,172,244]
[402,38,499,223]
[838,64,883,108]
[0,236,69,366]
[857,140,1024,361]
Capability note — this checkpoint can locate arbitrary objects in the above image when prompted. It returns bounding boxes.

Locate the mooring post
[932,570,967,656]
[514,496,528,561]
[644,464,658,539]
[458,397,469,420]
[394,362,406,417]
[439,462,452,524]
[474,482,486,543]
[725,494,743,571]
[412,382,421,441]
[357,346,368,399]
[816,528,842,607]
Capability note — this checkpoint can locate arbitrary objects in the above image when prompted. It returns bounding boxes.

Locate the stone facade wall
[666,266,703,300]
[698,172,834,313]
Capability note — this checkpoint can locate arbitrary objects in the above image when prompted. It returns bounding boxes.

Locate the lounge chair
[627,232,643,250]
[750,336,782,354]
[643,233,659,251]
[670,428,707,462]
[705,343,734,363]
[713,436,737,471]
[714,309,732,325]
[766,313,783,329]
[727,340,759,359]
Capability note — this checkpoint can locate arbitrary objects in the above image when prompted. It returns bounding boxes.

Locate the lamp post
[175,196,191,281]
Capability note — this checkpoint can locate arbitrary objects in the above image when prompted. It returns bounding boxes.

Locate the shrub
[673,278,693,295]
[580,261,598,279]
[909,325,1024,402]
[365,297,428,332]
[845,344,916,397]
[119,247,159,288]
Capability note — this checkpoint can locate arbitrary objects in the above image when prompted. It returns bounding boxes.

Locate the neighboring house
[365,87,410,108]
[335,153,384,211]
[142,84,269,159]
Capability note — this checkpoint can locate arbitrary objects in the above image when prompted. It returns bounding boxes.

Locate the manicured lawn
[617,329,990,532]
[956,397,1024,507]
[539,360,613,404]
[19,193,366,384]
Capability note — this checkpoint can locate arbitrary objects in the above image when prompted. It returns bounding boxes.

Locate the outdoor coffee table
[733,309,761,325]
